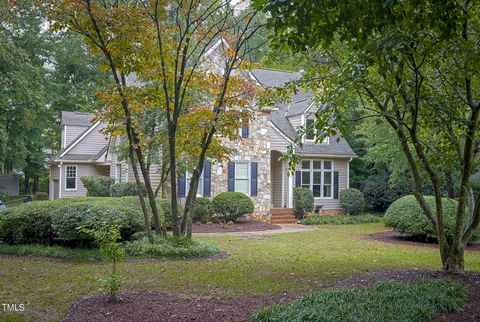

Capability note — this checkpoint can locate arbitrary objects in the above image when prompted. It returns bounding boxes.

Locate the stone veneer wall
[210,111,272,221]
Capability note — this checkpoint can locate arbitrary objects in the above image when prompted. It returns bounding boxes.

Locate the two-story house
[49,68,356,222]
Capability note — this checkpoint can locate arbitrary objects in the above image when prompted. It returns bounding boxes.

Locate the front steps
[270,208,297,224]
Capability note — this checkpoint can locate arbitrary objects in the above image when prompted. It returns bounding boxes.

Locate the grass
[0,237,221,261]
[301,213,382,225]
[253,278,468,322]
[1,223,479,321]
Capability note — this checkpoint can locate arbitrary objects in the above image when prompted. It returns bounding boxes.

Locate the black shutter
[241,124,249,138]
[250,162,258,196]
[333,171,339,199]
[178,174,186,198]
[227,162,235,191]
[203,161,211,197]
[295,171,301,188]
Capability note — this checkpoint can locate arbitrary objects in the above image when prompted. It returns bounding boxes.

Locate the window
[235,162,249,195]
[240,120,249,138]
[301,160,333,198]
[186,171,203,197]
[65,166,77,190]
[115,164,122,183]
[305,118,329,143]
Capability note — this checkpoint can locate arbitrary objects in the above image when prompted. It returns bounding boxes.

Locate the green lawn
[1,223,479,321]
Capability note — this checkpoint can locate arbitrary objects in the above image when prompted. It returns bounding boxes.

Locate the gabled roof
[61,111,95,127]
[252,68,356,158]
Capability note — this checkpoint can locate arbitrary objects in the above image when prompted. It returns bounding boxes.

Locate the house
[49,68,356,221]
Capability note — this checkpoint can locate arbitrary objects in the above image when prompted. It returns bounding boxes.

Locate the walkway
[193,224,317,237]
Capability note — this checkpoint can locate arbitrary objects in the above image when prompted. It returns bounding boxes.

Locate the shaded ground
[192,219,281,233]
[369,231,480,251]
[62,269,480,322]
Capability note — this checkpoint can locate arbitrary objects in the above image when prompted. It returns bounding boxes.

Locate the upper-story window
[305,118,329,144]
[240,119,249,138]
[65,165,77,190]
[186,171,203,197]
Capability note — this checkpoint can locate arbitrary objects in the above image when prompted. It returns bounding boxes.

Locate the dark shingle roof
[253,68,356,157]
[61,112,94,127]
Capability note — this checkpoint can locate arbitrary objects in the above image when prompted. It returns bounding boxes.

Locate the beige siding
[288,115,303,129]
[65,126,89,147]
[60,163,109,198]
[68,124,109,155]
[127,163,162,187]
[270,125,290,153]
[270,151,283,207]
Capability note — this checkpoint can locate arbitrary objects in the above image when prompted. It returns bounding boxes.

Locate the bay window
[301,160,333,198]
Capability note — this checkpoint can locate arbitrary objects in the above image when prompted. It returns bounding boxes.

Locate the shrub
[0,201,56,244]
[363,173,412,211]
[301,214,382,225]
[158,198,184,228]
[253,279,467,322]
[293,188,314,219]
[110,182,146,197]
[0,197,155,247]
[123,235,221,258]
[33,192,49,201]
[81,176,114,197]
[193,197,212,223]
[340,188,365,215]
[384,195,480,241]
[211,192,254,222]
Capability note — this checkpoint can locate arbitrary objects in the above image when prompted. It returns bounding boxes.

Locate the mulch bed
[369,231,480,251]
[62,269,480,322]
[192,219,281,233]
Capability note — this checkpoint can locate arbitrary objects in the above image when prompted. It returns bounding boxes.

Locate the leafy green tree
[257,0,480,273]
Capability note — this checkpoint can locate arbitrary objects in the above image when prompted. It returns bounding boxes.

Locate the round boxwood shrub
[193,197,213,223]
[293,188,314,219]
[158,198,184,228]
[340,188,365,215]
[80,176,114,197]
[212,192,254,223]
[384,195,480,241]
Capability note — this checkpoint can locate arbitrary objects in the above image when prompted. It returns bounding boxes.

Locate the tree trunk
[443,246,464,274]
[168,124,181,237]
[445,172,455,198]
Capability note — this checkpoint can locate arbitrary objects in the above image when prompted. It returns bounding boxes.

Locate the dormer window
[305,118,329,144]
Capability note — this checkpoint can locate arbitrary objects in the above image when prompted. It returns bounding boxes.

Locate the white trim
[234,161,250,196]
[298,154,355,158]
[49,166,53,201]
[62,126,67,148]
[58,163,63,199]
[59,122,101,157]
[288,173,293,208]
[115,163,122,183]
[65,165,78,191]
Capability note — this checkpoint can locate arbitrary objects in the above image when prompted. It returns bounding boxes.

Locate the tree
[258,0,480,273]
[47,0,264,239]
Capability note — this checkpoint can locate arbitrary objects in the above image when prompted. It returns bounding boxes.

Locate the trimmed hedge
[0,197,163,247]
[301,214,382,225]
[110,182,146,197]
[193,197,213,223]
[384,195,480,241]
[293,188,314,219]
[340,188,365,215]
[212,192,254,222]
[80,176,114,197]
[158,198,185,228]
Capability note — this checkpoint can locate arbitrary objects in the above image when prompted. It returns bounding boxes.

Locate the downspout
[58,162,63,199]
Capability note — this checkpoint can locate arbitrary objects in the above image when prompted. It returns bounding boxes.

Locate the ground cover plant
[1,224,480,321]
[301,214,382,225]
[253,278,467,322]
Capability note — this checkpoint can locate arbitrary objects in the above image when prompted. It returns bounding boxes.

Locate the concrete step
[270,208,295,215]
